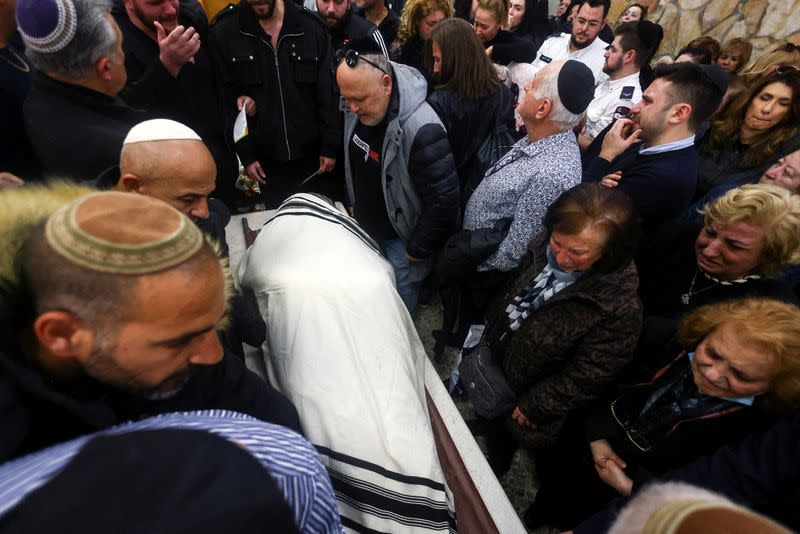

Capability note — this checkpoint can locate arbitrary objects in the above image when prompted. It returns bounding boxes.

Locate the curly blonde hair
[699,184,800,275]
[395,0,454,46]
[678,298,800,413]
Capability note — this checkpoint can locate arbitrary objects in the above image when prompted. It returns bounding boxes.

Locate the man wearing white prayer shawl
[238,193,456,533]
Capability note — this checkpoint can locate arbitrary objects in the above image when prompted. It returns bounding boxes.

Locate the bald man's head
[118,138,217,221]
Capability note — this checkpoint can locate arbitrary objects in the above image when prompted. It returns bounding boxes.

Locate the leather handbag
[458,341,516,419]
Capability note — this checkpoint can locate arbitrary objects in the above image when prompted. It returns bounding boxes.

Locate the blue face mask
[686,352,755,406]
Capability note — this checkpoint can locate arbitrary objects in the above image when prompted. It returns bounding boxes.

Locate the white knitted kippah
[123,119,202,145]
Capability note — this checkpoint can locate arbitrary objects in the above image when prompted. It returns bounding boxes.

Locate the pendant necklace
[681,267,761,305]
[681,268,719,305]
[0,47,30,73]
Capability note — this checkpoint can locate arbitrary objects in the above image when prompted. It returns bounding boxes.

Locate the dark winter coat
[634,221,797,376]
[694,126,775,199]
[0,344,301,462]
[329,8,382,54]
[343,61,459,259]
[582,141,698,230]
[484,235,643,449]
[209,0,340,166]
[581,354,771,489]
[23,73,147,181]
[509,0,550,50]
[112,0,238,192]
[391,34,426,76]
[485,29,538,65]
[353,5,399,50]
[576,413,800,533]
[427,82,516,202]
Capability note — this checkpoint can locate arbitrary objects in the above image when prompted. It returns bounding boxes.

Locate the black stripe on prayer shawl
[331,477,455,531]
[316,445,446,491]
[340,516,391,534]
[277,195,375,247]
[270,210,384,258]
[267,197,384,258]
[330,468,448,508]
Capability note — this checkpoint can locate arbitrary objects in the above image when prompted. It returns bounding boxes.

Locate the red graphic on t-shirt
[369,149,380,163]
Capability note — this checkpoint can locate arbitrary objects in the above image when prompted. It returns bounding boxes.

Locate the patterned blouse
[463,129,582,271]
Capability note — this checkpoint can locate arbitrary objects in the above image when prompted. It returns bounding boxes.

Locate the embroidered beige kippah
[45,192,204,275]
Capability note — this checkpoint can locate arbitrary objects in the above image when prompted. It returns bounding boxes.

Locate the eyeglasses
[610,398,652,452]
[335,49,387,75]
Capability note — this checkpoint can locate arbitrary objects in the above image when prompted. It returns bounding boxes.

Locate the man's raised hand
[155,21,200,78]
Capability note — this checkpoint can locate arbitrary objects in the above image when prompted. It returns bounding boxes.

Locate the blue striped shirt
[0,410,343,534]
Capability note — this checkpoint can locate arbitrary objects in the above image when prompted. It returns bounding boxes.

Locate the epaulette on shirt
[620,86,635,100]
[210,3,237,26]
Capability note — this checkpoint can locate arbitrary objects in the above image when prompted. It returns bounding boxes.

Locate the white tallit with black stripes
[238,194,456,533]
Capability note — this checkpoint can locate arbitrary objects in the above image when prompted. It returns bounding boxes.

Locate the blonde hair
[678,298,800,413]
[740,42,800,85]
[476,0,507,25]
[700,184,800,274]
[395,0,454,46]
[0,181,97,296]
[719,37,753,74]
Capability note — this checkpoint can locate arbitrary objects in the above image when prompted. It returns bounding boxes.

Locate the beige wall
[640,0,800,59]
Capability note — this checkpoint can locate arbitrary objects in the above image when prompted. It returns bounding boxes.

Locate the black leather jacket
[209,1,341,166]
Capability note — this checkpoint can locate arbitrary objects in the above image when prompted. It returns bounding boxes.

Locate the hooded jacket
[343,61,459,259]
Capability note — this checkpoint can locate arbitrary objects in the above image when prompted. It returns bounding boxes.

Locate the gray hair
[532,61,585,129]
[25,0,118,80]
[358,53,391,76]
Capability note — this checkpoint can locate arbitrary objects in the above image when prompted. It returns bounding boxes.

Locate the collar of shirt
[521,129,573,156]
[686,352,756,406]
[639,134,695,156]
[599,70,640,92]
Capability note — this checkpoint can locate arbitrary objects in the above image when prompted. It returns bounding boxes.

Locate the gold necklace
[1,47,31,73]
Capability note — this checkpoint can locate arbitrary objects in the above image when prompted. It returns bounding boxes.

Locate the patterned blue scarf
[505,245,586,332]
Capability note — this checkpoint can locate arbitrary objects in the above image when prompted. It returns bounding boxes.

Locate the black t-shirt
[349,114,396,241]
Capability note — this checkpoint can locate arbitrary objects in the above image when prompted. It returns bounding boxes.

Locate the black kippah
[637,20,663,56]
[700,64,730,94]
[558,60,595,114]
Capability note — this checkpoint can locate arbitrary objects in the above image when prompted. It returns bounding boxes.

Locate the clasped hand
[589,439,633,496]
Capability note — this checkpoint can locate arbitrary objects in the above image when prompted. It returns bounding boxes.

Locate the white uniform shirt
[530,32,610,83]
[582,71,642,140]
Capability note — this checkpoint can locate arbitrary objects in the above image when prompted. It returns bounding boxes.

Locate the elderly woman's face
[691,323,777,399]
[695,220,767,280]
[549,227,605,272]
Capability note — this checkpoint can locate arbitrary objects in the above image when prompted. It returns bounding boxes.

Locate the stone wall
[624,0,800,60]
